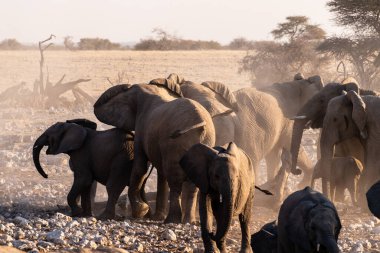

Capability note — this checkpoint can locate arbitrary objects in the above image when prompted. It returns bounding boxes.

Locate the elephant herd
[31,73,380,252]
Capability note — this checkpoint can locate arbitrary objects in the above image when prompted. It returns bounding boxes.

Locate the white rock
[13,216,29,226]
[372,226,380,234]
[12,239,36,251]
[66,220,80,229]
[351,242,364,253]
[163,229,177,241]
[0,234,13,245]
[46,229,65,244]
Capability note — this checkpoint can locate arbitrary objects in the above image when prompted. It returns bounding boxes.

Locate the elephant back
[149,78,183,97]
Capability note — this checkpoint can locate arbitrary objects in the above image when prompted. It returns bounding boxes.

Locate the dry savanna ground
[0,50,379,252]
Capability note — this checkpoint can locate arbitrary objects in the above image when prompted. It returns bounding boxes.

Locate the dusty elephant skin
[94,83,215,224]
[312,156,363,205]
[290,81,379,197]
[317,91,380,204]
[32,118,135,219]
[180,142,255,253]
[277,187,341,253]
[156,73,321,188]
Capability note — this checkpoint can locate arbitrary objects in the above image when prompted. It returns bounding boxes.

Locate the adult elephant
[153,73,322,184]
[290,81,379,196]
[233,74,323,182]
[314,91,380,202]
[94,83,215,223]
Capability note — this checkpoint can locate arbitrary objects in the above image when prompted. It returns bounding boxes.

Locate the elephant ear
[56,123,87,153]
[307,75,324,90]
[346,90,367,139]
[201,81,239,112]
[149,76,183,97]
[94,84,131,107]
[366,180,380,219]
[167,73,185,84]
[180,143,218,193]
[321,201,342,239]
[294,73,305,80]
[225,142,239,157]
[287,201,317,252]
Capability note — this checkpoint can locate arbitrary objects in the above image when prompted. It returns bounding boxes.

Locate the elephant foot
[152,211,166,221]
[97,211,115,220]
[164,213,182,224]
[239,247,253,253]
[182,215,197,225]
[71,207,83,217]
[131,201,150,219]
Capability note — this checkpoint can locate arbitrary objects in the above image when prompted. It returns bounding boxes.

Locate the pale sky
[0,0,342,44]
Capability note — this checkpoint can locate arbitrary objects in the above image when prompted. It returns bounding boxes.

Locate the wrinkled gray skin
[290,82,379,198]
[278,187,341,253]
[94,83,215,224]
[312,156,363,205]
[180,142,254,253]
[158,73,322,187]
[32,119,135,219]
[317,91,380,204]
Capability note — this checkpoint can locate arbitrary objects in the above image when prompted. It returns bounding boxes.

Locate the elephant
[290,81,379,197]
[250,221,278,253]
[180,142,258,253]
[312,91,380,204]
[312,156,363,205]
[32,119,135,219]
[366,180,380,219]
[152,73,322,186]
[277,187,341,253]
[94,83,215,223]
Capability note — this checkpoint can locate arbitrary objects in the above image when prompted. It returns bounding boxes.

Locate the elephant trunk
[212,188,233,242]
[290,118,309,175]
[319,236,340,253]
[32,134,49,178]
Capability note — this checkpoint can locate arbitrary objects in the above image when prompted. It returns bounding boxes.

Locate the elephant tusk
[360,130,368,139]
[262,229,275,237]
[292,115,307,120]
[219,194,223,203]
[317,243,320,252]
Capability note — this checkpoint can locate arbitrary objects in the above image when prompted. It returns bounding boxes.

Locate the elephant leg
[99,162,129,220]
[330,184,336,203]
[68,174,92,217]
[128,146,150,219]
[296,145,313,188]
[182,181,199,224]
[165,180,182,224]
[200,194,218,253]
[322,178,331,199]
[238,191,253,253]
[90,182,97,207]
[81,183,93,217]
[334,185,345,202]
[153,169,169,221]
[265,148,281,182]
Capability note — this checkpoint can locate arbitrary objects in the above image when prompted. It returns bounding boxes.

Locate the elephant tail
[170,121,206,139]
[33,134,49,178]
[255,186,273,195]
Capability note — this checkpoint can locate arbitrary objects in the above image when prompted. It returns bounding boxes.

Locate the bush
[77,38,121,50]
[228,37,254,50]
[0,39,23,50]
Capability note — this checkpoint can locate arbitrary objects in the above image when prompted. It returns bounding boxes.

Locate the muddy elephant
[291,81,379,196]
[180,142,256,253]
[312,156,363,205]
[367,180,380,218]
[94,83,215,223]
[278,187,341,253]
[153,73,321,186]
[32,119,135,219]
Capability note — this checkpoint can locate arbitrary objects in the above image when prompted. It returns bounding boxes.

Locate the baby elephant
[251,221,278,253]
[312,156,363,205]
[180,142,257,253]
[33,119,134,219]
[278,187,341,253]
